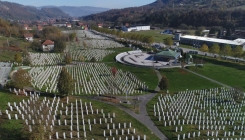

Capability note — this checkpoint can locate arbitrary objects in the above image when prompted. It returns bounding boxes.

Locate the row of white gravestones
[6,94,146,139]
[29,52,63,66]
[29,63,146,95]
[69,49,115,61]
[154,87,245,138]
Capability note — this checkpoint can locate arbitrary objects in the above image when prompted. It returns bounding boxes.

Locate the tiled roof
[23,34,33,38]
[42,40,54,45]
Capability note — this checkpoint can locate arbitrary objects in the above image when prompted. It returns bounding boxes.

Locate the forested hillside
[83,0,245,28]
[0,1,70,20]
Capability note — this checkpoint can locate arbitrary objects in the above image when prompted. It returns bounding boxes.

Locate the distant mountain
[83,0,245,28]
[0,1,70,20]
[38,6,110,17]
[59,6,110,17]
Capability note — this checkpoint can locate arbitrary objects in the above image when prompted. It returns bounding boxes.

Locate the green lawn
[186,56,245,90]
[0,90,29,139]
[0,50,19,62]
[124,30,173,42]
[102,47,132,62]
[159,68,220,93]
[0,90,28,110]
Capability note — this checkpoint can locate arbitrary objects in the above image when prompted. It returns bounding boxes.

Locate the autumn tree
[82,41,87,49]
[145,36,154,44]
[41,26,62,40]
[29,123,51,140]
[209,43,220,55]
[57,67,74,96]
[64,53,72,64]
[232,46,244,60]
[69,32,76,41]
[164,37,174,47]
[199,44,209,54]
[12,68,31,89]
[14,52,22,64]
[158,75,169,91]
[22,51,32,66]
[79,56,85,62]
[220,44,232,57]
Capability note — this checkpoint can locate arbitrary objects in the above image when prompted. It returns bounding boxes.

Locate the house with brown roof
[42,40,54,52]
[23,24,29,30]
[66,23,72,28]
[98,23,103,28]
[23,33,33,42]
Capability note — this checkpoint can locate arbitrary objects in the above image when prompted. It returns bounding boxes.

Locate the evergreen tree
[91,57,96,62]
[57,67,74,96]
[158,75,169,91]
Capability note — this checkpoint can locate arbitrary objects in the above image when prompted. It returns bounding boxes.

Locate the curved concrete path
[92,70,168,140]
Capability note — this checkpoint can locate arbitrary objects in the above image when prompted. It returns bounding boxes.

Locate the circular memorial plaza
[116,49,182,68]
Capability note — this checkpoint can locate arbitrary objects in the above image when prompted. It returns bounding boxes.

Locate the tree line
[91,26,155,44]
[199,43,244,60]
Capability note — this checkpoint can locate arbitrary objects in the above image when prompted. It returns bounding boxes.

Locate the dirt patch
[0,46,23,52]
[100,97,120,104]
[178,69,187,74]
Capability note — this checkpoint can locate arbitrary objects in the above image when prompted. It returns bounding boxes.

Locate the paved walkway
[92,70,168,140]
[184,68,232,89]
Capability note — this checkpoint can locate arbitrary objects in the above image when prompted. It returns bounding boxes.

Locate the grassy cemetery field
[186,56,245,90]
[2,29,245,140]
[159,68,220,92]
[0,90,159,139]
[147,87,245,140]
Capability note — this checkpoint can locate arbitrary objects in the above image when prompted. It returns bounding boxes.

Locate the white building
[122,25,150,32]
[42,40,54,52]
[23,34,33,42]
[180,35,245,50]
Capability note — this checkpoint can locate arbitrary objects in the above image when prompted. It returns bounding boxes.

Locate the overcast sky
[3,0,156,8]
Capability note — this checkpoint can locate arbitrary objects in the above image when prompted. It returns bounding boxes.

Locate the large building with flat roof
[180,35,245,50]
[122,25,150,32]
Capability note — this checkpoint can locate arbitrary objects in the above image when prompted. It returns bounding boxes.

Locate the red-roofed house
[66,23,72,28]
[23,33,33,42]
[42,40,54,52]
[37,25,43,31]
[98,23,103,28]
[23,24,29,30]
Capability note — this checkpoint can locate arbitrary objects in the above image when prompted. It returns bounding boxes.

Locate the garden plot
[153,87,245,139]
[29,63,146,95]
[5,93,148,139]
[0,62,12,86]
[29,53,63,66]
